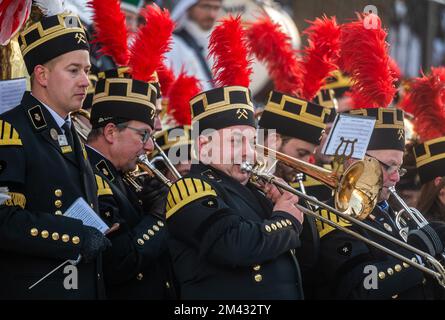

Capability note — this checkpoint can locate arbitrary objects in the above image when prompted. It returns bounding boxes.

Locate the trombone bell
[256,144,382,220]
[336,157,382,218]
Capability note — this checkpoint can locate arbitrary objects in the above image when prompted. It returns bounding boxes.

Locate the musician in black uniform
[258,90,333,296]
[165,75,306,299]
[85,68,175,299]
[415,138,445,222]
[0,12,110,299]
[313,107,445,299]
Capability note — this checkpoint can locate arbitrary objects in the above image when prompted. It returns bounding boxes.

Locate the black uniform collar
[85,145,118,182]
[21,92,57,132]
[190,162,267,215]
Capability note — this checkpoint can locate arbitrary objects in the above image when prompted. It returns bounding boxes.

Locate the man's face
[275,137,316,183]
[111,120,154,172]
[188,0,222,31]
[366,149,404,202]
[43,50,90,115]
[199,125,256,185]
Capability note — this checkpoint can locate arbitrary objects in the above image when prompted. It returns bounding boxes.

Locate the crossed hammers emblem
[236,108,248,120]
[397,128,404,140]
[74,33,86,44]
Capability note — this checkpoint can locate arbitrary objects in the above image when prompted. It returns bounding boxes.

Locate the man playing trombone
[165,16,306,299]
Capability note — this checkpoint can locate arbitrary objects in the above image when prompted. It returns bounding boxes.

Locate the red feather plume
[246,16,303,96]
[389,56,402,82]
[0,0,31,45]
[399,67,445,141]
[129,4,174,82]
[300,15,341,100]
[209,15,252,87]
[157,63,175,97]
[88,0,129,66]
[341,14,396,109]
[168,70,202,126]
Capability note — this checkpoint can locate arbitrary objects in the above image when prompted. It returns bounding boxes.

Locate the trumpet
[69,109,179,189]
[124,154,175,191]
[389,187,444,259]
[153,140,182,180]
[241,161,445,288]
[389,186,429,242]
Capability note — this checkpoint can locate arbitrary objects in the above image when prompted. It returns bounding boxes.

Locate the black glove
[80,226,112,263]
[138,177,169,217]
[407,224,444,257]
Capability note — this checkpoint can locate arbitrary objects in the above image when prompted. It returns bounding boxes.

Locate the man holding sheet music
[0,13,110,299]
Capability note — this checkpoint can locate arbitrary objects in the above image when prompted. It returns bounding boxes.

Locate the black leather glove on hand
[80,226,112,263]
[138,177,169,218]
[407,224,444,257]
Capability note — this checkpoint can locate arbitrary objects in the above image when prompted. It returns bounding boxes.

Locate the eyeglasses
[368,155,407,177]
[117,124,152,144]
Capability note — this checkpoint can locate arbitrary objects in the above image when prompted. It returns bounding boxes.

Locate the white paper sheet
[64,197,109,234]
[0,78,26,114]
[322,114,376,160]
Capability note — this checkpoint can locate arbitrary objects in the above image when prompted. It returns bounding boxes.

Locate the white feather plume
[33,0,65,17]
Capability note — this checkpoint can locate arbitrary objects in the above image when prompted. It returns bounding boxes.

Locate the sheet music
[0,78,26,114]
[322,113,376,160]
[64,197,109,234]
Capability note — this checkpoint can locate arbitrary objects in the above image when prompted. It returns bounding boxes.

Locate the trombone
[256,144,381,219]
[246,146,445,288]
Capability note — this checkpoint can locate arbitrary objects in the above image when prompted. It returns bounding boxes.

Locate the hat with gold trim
[323,70,353,98]
[341,14,401,151]
[259,91,332,145]
[91,67,158,128]
[190,15,254,134]
[401,67,445,184]
[348,108,405,151]
[415,137,445,184]
[88,1,173,128]
[248,16,340,145]
[313,88,337,123]
[18,8,89,74]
